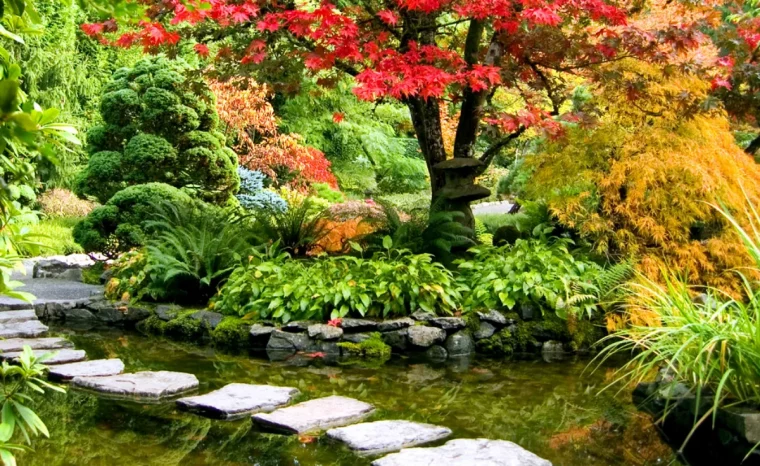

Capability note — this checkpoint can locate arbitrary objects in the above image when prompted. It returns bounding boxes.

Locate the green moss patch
[210,317,251,349]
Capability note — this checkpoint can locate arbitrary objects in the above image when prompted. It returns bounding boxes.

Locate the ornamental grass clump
[595,200,760,452]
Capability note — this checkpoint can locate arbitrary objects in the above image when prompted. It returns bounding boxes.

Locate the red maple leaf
[377,10,399,26]
[194,43,209,57]
[332,112,345,124]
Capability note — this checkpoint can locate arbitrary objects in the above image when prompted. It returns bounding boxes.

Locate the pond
[23,325,680,466]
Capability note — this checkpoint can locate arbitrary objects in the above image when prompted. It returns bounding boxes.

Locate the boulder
[308,324,344,340]
[33,254,94,281]
[340,318,378,332]
[282,320,316,332]
[267,329,311,352]
[48,359,125,381]
[407,326,446,348]
[378,318,415,332]
[428,317,466,331]
[371,438,552,466]
[342,333,371,344]
[189,310,224,330]
[411,310,436,322]
[425,345,448,361]
[327,420,452,456]
[542,341,565,354]
[155,305,180,322]
[61,307,97,321]
[252,395,375,434]
[473,322,496,340]
[381,329,408,351]
[476,309,508,327]
[249,324,275,348]
[445,331,474,357]
[72,371,199,400]
[177,383,299,420]
[519,303,537,321]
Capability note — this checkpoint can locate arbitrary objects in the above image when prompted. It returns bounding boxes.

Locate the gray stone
[267,329,311,352]
[48,359,125,381]
[282,320,315,332]
[0,320,48,338]
[252,395,375,434]
[720,406,760,444]
[342,333,371,344]
[2,349,86,365]
[189,310,224,330]
[476,309,508,326]
[378,318,414,332]
[428,317,466,331]
[410,310,436,322]
[0,337,73,353]
[327,420,452,456]
[445,331,474,357]
[407,326,446,348]
[308,340,341,356]
[177,383,299,420]
[33,254,94,281]
[249,324,275,348]
[371,438,552,466]
[72,371,199,400]
[520,303,537,321]
[62,307,97,321]
[542,341,565,354]
[155,305,180,322]
[425,345,447,361]
[340,318,378,332]
[381,329,408,351]
[0,279,102,311]
[473,321,496,340]
[308,324,344,340]
[0,309,37,324]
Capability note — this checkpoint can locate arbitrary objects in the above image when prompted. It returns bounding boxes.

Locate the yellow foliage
[524,60,760,305]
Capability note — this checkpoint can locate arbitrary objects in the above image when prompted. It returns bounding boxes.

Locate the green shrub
[457,238,604,319]
[311,182,345,204]
[37,189,95,218]
[73,183,195,257]
[216,239,460,323]
[75,56,238,205]
[250,197,329,257]
[102,201,255,303]
[338,333,391,359]
[18,217,83,257]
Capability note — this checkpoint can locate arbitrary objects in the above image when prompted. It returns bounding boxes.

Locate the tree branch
[746,133,760,156]
[478,127,527,169]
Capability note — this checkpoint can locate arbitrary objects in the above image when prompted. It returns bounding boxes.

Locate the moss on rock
[338,333,391,359]
[210,317,251,349]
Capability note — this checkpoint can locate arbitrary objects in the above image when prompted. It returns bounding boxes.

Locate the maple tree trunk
[746,133,760,157]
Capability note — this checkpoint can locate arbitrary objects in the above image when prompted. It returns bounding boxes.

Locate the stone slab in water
[0,337,73,353]
[327,420,451,456]
[48,359,125,381]
[0,309,37,323]
[72,371,199,400]
[252,395,375,434]
[0,320,48,338]
[1,348,86,365]
[371,438,552,466]
[177,383,300,420]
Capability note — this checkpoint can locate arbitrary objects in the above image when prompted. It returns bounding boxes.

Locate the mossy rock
[338,333,391,360]
[210,317,251,349]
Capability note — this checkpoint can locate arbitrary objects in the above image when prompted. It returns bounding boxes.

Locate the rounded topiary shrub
[75,56,238,205]
[73,183,194,257]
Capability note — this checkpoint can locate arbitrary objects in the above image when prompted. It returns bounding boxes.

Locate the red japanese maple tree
[82,0,704,227]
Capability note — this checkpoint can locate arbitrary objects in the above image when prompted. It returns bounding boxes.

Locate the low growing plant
[216,238,460,322]
[457,238,604,319]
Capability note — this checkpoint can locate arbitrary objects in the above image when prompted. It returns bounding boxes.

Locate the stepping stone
[371,438,552,466]
[1,349,86,365]
[0,337,73,353]
[0,310,37,324]
[327,420,452,456]
[177,383,300,420]
[0,320,48,338]
[252,395,375,434]
[71,371,199,401]
[48,359,125,382]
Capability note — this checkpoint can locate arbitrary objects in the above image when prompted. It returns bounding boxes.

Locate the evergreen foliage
[75,56,239,204]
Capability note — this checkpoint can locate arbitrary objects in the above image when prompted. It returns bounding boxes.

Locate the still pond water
[23,325,681,466]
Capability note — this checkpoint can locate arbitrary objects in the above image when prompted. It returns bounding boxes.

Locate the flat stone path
[0,319,48,338]
[72,371,199,400]
[1,348,87,365]
[0,309,37,324]
[371,438,552,465]
[0,337,72,352]
[0,278,102,309]
[252,395,375,434]
[327,420,452,456]
[177,383,299,419]
[48,359,125,381]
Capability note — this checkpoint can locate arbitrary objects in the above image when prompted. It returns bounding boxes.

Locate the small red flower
[194,43,210,57]
[333,112,345,123]
[327,318,342,327]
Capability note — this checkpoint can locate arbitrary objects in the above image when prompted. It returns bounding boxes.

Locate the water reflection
[22,325,680,466]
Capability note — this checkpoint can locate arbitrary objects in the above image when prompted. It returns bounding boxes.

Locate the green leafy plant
[217,238,460,322]
[0,346,65,465]
[457,238,603,319]
[249,197,329,257]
